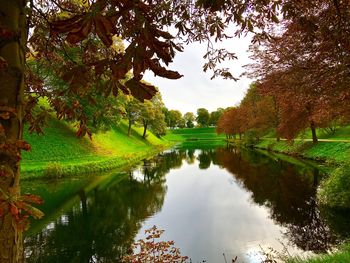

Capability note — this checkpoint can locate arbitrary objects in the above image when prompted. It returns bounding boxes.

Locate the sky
[144,34,254,114]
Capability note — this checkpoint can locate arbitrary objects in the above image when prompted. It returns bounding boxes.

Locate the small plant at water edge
[43,162,64,179]
[122,225,188,263]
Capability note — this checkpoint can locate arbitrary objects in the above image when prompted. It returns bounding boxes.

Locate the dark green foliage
[318,163,350,209]
[209,108,224,126]
[196,108,210,127]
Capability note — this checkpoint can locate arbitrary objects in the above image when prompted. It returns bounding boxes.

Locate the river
[23,145,350,262]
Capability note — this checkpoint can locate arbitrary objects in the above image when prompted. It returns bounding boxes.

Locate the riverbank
[22,118,173,180]
[227,134,350,263]
[163,127,225,141]
[253,139,350,165]
[287,243,350,263]
[226,135,350,166]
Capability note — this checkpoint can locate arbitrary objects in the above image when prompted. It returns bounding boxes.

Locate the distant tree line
[162,107,225,129]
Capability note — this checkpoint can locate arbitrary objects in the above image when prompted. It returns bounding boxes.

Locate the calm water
[23,146,350,262]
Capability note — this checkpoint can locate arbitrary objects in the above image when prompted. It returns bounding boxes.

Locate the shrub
[122,225,188,263]
[244,130,259,147]
[43,162,64,179]
[318,163,350,209]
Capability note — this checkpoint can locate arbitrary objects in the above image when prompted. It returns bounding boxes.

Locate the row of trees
[65,90,226,138]
[163,108,225,129]
[218,1,350,143]
[217,84,280,141]
[217,79,349,143]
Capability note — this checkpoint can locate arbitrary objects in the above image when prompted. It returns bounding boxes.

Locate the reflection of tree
[25,177,166,262]
[197,150,212,170]
[320,207,350,240]
[24,149,188,263]
[215,147,339,253]
[284,199,336,253]
[185,149,196,164]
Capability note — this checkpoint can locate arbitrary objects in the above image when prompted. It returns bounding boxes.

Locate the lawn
[22,118,172,179]
[163,127,225,141]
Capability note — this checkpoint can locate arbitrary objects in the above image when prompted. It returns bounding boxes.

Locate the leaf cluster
[122,225,188,263]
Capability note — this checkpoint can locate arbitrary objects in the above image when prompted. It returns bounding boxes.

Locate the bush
[43,162,64,179]
[244,130,260,147]
[318,163,350,209]
[122,226,188,263]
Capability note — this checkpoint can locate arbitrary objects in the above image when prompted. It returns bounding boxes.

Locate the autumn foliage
[122,225,188,263]
[218,1,350,143]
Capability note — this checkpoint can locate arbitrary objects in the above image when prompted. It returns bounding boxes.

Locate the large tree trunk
[310,121,318,144]
[0,1,27,262]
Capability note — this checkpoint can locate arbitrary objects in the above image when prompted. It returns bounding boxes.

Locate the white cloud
[144,34,255,114]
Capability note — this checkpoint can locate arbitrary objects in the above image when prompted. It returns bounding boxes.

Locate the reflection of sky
[136,154,308,263]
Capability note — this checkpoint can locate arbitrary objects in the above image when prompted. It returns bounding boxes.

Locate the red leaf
[125,78,157,101]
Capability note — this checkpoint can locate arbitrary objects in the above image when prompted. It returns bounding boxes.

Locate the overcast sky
[144,34,254,114]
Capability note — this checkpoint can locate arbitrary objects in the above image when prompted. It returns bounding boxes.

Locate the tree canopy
[196,108,210,127]
[1,0,350,262]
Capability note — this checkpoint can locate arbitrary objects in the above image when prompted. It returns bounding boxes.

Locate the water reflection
[215,148,337,253]
[24,146,349,262]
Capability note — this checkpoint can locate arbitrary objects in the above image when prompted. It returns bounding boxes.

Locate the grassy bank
[22,118,173,179]
[250,126,350,164]
[253,139,350,164]
[286,243,350,263]
[163,127,225,141]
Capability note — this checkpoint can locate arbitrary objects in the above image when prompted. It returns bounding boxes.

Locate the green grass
[263,126,350,141]
[163,127,225,141]
[318,163,350,209]
[175,139,226,149]
[287,243,350,263]
[22,118,172,179]
[254,140,350,164]
[301,125,350,141]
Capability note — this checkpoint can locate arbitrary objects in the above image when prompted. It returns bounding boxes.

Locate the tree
[120,95,141,137]
[196,108,210,127]
[162,107,171,128]
[217,108,236,139]
[139,100,156,139]
[148,94,167,137]
[184,112,195,128]
[167,110,182,129]
[209,108,224,126]
[244,1,350,142]
[177,116,187,129]
[239,83,279,141]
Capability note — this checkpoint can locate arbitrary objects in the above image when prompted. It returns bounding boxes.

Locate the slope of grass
[287,243,350,263]
[254,125,350,164]
[22,118,172,179]
[300,125,350,141]
[262,126,350,141]
[254,140,350,164]
[163,127,225,141]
